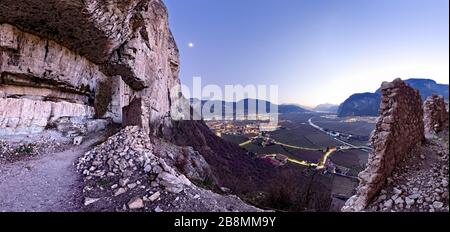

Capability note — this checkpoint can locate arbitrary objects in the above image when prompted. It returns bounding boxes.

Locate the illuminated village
[205,118,365,177]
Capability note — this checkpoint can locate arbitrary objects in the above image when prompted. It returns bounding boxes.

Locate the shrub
[15,144,34,154]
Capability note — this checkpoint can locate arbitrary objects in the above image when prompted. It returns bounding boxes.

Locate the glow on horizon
[165,0,449,107]
[284,53,450,106]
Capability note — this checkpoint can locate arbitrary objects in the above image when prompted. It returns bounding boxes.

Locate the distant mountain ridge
[278,104,310,113]
[375,79,449,100]
[313,103,339,113]
[189,98,309,119]
[338,78,449,117]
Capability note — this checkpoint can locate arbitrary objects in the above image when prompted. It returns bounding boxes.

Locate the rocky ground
[365,131,449,212]
[0,132,70,164]
[0,125,262,212]
[0,131,109,212]
[76,126,263,212]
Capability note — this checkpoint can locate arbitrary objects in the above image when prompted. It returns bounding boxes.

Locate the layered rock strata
[0,24,110,135]
[1,0,180,136]
[343,78,425,211]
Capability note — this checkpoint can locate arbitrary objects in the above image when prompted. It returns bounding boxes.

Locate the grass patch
[15,144,34,154]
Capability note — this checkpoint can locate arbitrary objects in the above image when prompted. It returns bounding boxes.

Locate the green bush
[15,144,34,154]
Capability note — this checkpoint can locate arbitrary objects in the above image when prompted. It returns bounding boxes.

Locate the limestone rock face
[343,78,425,211]
[0,98,94,135]
[423,95,449,136]
[1,0,180,136]
[0,0,142,63]
[0,0,180,91]
[0,23,113,135]
[0,23,107,96]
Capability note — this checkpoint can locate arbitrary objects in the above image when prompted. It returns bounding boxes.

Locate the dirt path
[0,134,104,212]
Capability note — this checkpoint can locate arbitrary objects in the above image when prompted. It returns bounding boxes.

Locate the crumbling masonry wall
[343,78,425,211]
[423,95,449,136]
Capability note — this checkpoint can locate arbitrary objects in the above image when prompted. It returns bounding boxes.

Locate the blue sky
[164,0,449,106]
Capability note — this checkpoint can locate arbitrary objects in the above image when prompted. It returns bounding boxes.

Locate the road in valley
[308,117,372,152]
[236,116,371,172]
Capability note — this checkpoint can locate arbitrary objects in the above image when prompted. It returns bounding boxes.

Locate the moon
[188,43,194,48]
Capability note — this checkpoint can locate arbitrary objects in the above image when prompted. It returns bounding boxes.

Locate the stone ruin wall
[343,78,425,211]
[0,0,180,136]
[423,95,449,137]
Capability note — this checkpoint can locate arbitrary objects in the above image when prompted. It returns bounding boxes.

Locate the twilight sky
[164,0,449,107]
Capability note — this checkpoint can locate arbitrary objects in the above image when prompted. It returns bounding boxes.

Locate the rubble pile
[365,138,449,212]
[76,126,262,212]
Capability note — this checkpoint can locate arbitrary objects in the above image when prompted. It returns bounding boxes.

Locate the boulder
[84,197,100,206]
[128,197,144,210]
[73,136,84,146]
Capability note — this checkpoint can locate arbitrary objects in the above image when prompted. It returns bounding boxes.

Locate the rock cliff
[1,0,180,136]
[337,92,381,117]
